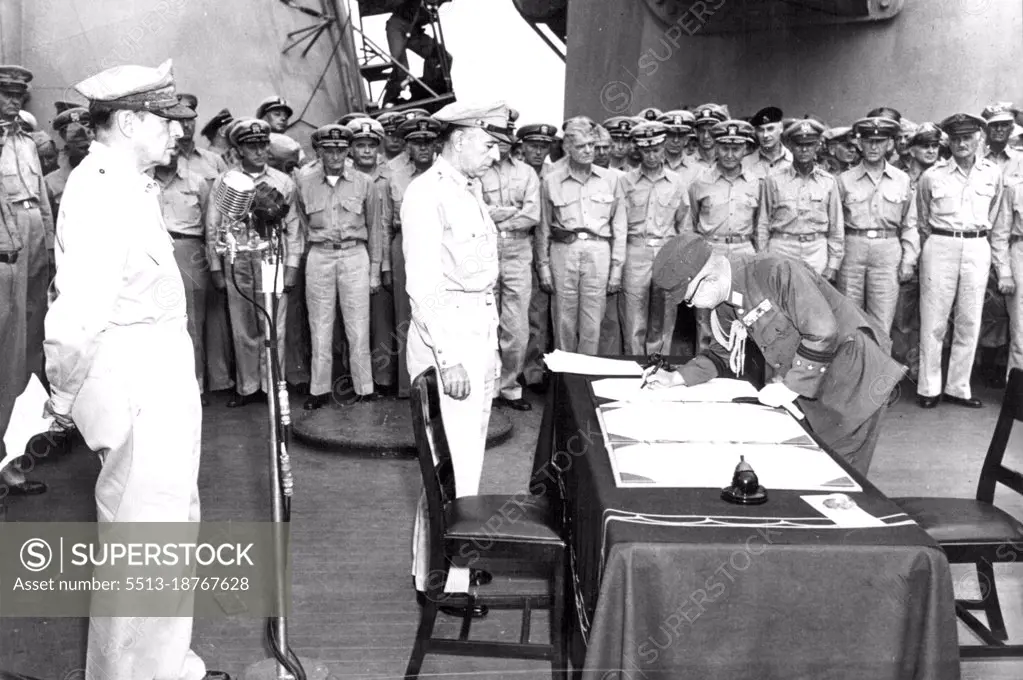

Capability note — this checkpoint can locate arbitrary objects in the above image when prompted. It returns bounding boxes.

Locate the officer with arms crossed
[404,101,508,618]
[44,60,227,680]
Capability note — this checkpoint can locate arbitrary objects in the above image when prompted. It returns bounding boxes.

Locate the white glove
[757,381,800,409]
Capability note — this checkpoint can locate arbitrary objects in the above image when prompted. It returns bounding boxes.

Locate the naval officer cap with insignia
[397,115,442,141]
[630,120,668,148]
[256,96,292,132]
[230,117,271,147]
[311,123,352,149]
[711,119,756,145]
[658,109,696,135]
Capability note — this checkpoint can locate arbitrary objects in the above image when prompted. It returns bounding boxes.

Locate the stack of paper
[592,377,759,404]
[543,350,644,376]
[599,401,813,446]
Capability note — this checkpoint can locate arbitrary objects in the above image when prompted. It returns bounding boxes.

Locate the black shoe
[227,391,262,408]
[470,569,492,587]
[942,394,983,409]
[526,378,549,395]
[989,369,1008,389]
[303,393,330,410]
[375,383,396,397]
[349,392,381,405]
[494,396,532,411]
[200,393,210,407]
[916,395,939,409]
[6,480,47,496]
[202,672,231,680]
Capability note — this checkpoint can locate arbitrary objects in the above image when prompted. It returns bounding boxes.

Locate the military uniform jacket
[915,156,1003,242]
[837,162,918,269]
[1,125,55,248]
[758,164,844,269]
[154,162,210,237]
[742,146,793,182]
[45,162,72,216]
[679,254,905,443]
[688,165,761,241]
[623,165,689,238]
[480,156,541,234]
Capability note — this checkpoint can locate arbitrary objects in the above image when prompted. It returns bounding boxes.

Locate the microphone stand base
[242,657,330,680]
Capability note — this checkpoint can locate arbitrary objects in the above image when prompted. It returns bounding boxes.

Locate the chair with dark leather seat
[404,367,568,679]
[893,367,1023,658]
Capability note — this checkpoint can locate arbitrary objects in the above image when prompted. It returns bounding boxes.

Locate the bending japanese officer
[43,61,226,680]
[404,100,506,618]
[646,233,905,476]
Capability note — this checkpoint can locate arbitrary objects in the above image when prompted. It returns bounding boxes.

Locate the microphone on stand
[213,170,261,264]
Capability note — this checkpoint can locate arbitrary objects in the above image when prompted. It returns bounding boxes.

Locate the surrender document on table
[599,401,814,445]
[592,377,759,403]
[543,350,644,376]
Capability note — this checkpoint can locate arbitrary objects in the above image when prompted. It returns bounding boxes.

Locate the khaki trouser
[892,276,921,381]
[77,323,205,680]
[408,294,498,594]
[0,243,28,463]
[371,285,396,388]
[170,238,210,394]
[306,242,373,397]
[285,252,312,386]
[621,240,677,355]
[524,269,552,383]
[697,240,755,351]
[1006,241,1023,375]
[918,235,990,399]
[223,252,288,396]
[496,235,532,400]
[204,285,235,392]
[766,235,828,274]
[392,233,412,397]
[837,235,902,335]
[550,238,611,355]
[13,203,47,382]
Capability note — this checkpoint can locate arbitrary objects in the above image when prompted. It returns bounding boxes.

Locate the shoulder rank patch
[741,298,773,327]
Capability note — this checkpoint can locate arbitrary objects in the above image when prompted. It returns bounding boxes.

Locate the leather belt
[705,233,750,245]
[551,228,610,244]
[771,232,826,243]
[0,251,18,264]
[313,239,366,250]
[498,229,532,240]
[846,228,898,240]
[627,234,672,246]
[169,232,203,241]
[931,228,989,239]
[11,198,38,210]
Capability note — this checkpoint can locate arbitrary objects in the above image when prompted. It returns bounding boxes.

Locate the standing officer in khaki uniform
[594,125,627,355]
[404,101,504,612]
[993,163,1023,378]
[658,110,699,184]
[745,106,793,181]
[758,118,843,277]
[298,125,381,409]
[692,104,729,171]
[0,65,54,384]
[207,118,302,406]
[836,117,918,336]
[537,116,627,355]
[620,121,689,354]
[382,115,441,398]
[517,123,558,390]
[982,102,1018,168]
[153,146,213,405]
[821,127,859,175]
[481,114,540,410]
[916,113,1003,409]
[603,116,639,173]
[45,107,93,215]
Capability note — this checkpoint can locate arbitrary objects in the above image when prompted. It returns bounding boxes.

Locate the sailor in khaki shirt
[837,116,918,336]
[481,116,541,409]
[537,116,627,355]
[759,118,843,277]
[915,113,1004,408]
[621,121,689,355]
[691,103,728,171]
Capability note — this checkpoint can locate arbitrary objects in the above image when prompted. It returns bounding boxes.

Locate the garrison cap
[230,117,272,146]
[54,100,80,114]
[898,119,918,136]
[269,132,301,162]
[939,112,987,136]
[397,116,442,141]
[658,110,696,134]
[652,232,714,305]
[910,122,944,146]
[516,123,557,143]
[200,108,233,139]
[694,103,729,127]
[17,110,37,131]
[866,106,901,122]
[433,100,513,143]
[750,106,784,127]
[346,117,385,142]
[602,116,637,138]
[337,111,369,126]
[982,102,1017,124]
[74,59,195,119]
[852,116,901,139]
[782,118,826,143]
[256,96,293,120]
[630,121,668,147]
[637,106,663,121]
[177,93,198,111]
[53,107,91,133]
[822,126,854,144]
[711,119,756,144]
[0,65,32,93]
[311,124,352,148]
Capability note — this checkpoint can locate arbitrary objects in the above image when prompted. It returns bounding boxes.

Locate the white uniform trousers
[550,239,611,355]
[918,235,990,399]
[621,240,677,355]
[75,323,206,680]
[1006,241,1023,375]
[408,294,499,593]
[837,234,902,335]
[766,234,828,275]
[496,236,533,400]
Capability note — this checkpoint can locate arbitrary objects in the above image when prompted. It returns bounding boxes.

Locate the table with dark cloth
[531,367,960,680]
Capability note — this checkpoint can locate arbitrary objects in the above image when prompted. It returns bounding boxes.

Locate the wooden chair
[893,367,1023,658]
[404,367,568,679]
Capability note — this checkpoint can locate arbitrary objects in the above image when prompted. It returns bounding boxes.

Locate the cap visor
[152,102,198,120]
[487,130,513,144]
[987,114,1015,124]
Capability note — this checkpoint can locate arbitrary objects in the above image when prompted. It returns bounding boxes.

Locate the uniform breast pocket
[804,193,829,225]
[1,171,25,197]
[304,192,328,229]
[586,192,615,225]
[931,186,959,216]
[970,183,997,219]
[881,186,906,224]
[626,194,648,227]
[168,188,202,225]
[337,196,365,227]
[655,193,680,228]
[552,197,578,230]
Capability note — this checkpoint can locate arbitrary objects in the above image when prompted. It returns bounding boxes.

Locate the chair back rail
[978,369,1023,503]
